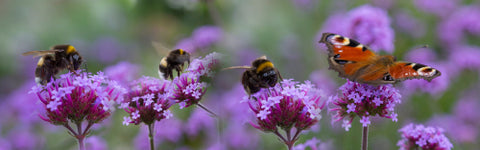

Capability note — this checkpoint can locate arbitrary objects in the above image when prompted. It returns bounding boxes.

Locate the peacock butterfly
[319,33,441,85]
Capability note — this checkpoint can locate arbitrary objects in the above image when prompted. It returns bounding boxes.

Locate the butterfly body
[320,33,441,85]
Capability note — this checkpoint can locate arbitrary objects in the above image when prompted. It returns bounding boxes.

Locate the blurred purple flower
[184,109,216,136]
[85,136,108,150]
[191,26,223,49]
[293,137,333,150]
[394,12,426,38]
[92,37,126,63]
[7,129,44,150]
[175,38,197,53]
[248,79,325,149]
[397,123,453,150]
[155,117,183,142]
[429,115,478,144]
[175,26,223,53]
[122,76,173,126]
[223,123,260,149]
[414,0,458,17]
[449,45,480,71]
[291,0,317,11]
[104,61,141,86]
[319,5,394,53]
[309,70,337,95]
[438,6,480,46]
[330,81,401,131]
[1,81,43,125]
[372,0,394,9]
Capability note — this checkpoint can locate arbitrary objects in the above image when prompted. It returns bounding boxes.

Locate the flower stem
[148,123,155,150]
[362,125,369,150]
[77,136,85,150]
[75,122,86,150]
[196,103,218,118]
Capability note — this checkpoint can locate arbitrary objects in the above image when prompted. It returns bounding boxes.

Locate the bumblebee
[225,56,283,96]
[22,45,83,85]
[158,49,190,80]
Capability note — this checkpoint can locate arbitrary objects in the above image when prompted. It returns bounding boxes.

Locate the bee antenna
[221,66,251,71]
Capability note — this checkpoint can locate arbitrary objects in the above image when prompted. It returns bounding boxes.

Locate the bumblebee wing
[222,66,252,71]
[22,50,61,57]
[152,41,172,56]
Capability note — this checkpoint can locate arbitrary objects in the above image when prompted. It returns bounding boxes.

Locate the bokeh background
[1,0,480,149]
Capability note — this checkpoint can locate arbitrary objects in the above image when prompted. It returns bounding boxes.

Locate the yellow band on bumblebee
[66,45,76,54]
[256,61,274,73]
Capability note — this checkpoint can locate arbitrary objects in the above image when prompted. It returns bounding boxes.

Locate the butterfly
[319,33,441,85]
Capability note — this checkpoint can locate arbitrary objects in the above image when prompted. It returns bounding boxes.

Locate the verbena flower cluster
[30,71,126,125]
[248,79,325,132]
[121,76,173,126]
[397,123,453,150]
[330,80,401,131]
[171,52,221,108]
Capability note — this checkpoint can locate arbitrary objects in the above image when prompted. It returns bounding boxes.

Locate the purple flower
[319,5,394,53]
[449,45,480,71]
[30,71,125,149]
[122,76,173,126]
[170,73,207,108]
[92,37,127,63]
[394,12,426,38]
[170,52,220,108]
[293,137,333,150]
[31,71,126,125]
[428,115,477,144]
[191,26,223,49]
[184,109,216,136]
[397,123,453,150]
[309,70,337,95]
[291,0,317,11]
[248,79,326,149]
[85,136,108,150]
[438,6,480,46]
[330,80,401,131]
[175,26,223,53]
[104,61,141,86]
[186,52,221,78]
[414,0,458,17]
[175,38,197,53]
[2,81,43,125]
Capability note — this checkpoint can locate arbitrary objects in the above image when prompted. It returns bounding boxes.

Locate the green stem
[362,125,369,150]
[148,123,155,150]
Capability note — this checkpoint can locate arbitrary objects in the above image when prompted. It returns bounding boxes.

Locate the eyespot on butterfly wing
[319,32,441,85]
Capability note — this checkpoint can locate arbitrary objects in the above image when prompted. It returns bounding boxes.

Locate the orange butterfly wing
[320,33,379,79]
[389,62,441,82]
[319,33,441,85]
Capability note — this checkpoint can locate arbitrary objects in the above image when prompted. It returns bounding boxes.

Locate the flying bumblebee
[22,45,83,85]
[158,49,191,80]
[224,56,283,96]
